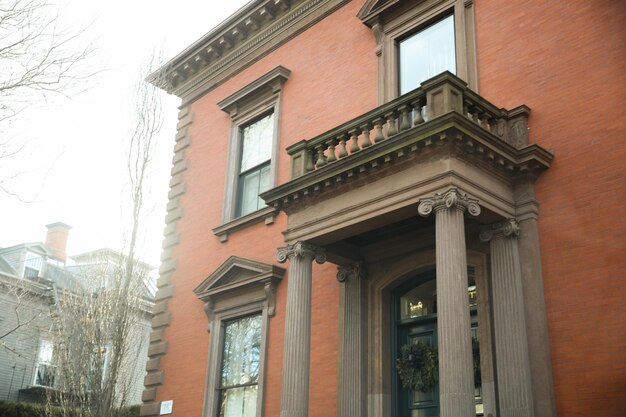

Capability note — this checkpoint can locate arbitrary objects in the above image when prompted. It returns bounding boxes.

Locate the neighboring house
[141,1,625,417]
[0,223,153,405]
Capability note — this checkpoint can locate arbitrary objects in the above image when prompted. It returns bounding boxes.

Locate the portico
[261,73,553,417]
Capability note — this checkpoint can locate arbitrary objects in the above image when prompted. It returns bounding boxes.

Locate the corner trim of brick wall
[140,105,192,417]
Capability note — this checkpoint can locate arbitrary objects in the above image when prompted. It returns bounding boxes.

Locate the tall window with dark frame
[218,314,262,417]
[236,112,274,217]
[399,14,456,95]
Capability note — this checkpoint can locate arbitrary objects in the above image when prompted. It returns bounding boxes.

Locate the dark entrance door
[393,271,439,417]
[393,269,483,417]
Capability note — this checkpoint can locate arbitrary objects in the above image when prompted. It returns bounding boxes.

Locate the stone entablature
[261,73,552,216]
[148,0,348,103]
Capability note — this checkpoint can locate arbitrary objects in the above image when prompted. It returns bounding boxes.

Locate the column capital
[479,218,520,242]
[277,241,326,264]
[418,188,481,217]
[336,262,366,283]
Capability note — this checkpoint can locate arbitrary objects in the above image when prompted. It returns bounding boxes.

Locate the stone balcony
[261,72,553,250]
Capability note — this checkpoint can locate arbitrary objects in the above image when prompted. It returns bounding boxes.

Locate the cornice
[149,0,349,103]
[217,66,291,116]
[261,112,553,213]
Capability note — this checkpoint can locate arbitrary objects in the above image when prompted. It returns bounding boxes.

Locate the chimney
[45,222,72,263]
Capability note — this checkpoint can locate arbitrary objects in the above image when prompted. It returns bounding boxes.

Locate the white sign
[160,400,173,415]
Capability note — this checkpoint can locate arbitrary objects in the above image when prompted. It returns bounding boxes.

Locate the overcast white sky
[0,0,249,267]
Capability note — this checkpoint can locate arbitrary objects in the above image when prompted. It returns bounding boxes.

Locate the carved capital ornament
[418,188,481,217]
[479,218,520,242]
[276,241,327,264]
[336,262,366,283]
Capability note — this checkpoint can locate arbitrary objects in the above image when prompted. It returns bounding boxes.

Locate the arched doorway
[392,268,483,417]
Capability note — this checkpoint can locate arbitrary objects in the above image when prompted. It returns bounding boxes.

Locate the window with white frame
[34,339,55,387]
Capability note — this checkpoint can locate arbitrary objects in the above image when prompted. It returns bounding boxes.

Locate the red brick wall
[476,1,626,416]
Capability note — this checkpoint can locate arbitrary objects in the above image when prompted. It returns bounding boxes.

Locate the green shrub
[0,401,141,417]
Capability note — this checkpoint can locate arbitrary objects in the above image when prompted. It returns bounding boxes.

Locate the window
[399,15,456,95]
[193,256,285,417]
[237,113,275,217]
[358,0,477,102]
[218,314,262,417]
[214,66,290,242]
[34,339,55,387]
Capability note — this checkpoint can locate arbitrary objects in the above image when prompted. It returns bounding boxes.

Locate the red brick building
[141,1,626,417]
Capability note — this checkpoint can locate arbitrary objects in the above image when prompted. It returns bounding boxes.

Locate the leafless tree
[0,0,94,198]
[46,54,163,417]
[0,273,50,359]
[0,0,92,123]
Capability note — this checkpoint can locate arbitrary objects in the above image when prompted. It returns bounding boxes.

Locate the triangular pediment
[193,256,284,301]
[357,0,403,25]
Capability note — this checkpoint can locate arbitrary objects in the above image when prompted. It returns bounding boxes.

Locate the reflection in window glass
[399,15,456,94]
[219,314,262,417]
[35,340,55,387]
[237,113,274,217]
[400,278,436,319]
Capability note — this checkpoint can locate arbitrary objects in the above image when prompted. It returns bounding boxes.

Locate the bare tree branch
[46,52,164,416]
[0,0,97,198]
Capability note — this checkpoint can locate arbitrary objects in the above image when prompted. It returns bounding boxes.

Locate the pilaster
[514,179,556,417]
[418,188,480,417]
[276,242,326,417]
[480,219,534,417]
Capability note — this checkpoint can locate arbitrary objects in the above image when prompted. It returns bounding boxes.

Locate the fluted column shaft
[481,220,534,417]
[277,242,326,417]
[337,263,366,417]
[419,189,480,417]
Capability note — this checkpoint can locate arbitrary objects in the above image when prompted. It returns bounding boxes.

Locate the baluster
[399,105,411,131]
[337,134,348,159]
[479,114,489,130]
[483,115,492,132]
[360,123,372,148]
[373,118,385,143]
[385,111,398,137]
[348,129,360,154]
[412,100,424,125]
[315,145,327,168]
[464,101,472,120]
[326,139,337,163]
[472,108,480,124]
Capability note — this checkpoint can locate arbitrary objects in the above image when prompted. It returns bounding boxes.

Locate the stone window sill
[212,206,277,242]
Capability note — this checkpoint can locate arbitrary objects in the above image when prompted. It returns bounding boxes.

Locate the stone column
[337,262,366,417]
[480,219,534,417]
[418,188,480,417]
[277,241,326,417]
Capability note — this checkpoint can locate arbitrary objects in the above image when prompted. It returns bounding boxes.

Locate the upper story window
[214,66,290,242]
[237,113,275,217]
[24,251,43,279]
[399,15,456,95]
[358,0,477,103]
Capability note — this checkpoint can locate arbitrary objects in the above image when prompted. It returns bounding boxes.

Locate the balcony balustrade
[263,72,552,212]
